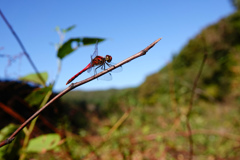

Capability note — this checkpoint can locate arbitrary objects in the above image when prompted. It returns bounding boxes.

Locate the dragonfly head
[105,55,112,62]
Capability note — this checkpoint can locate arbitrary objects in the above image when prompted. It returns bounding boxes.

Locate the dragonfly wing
[106,62,123,73]
[88,41,99,73]
[98,73,112,81]
[87,62,93,73]
[91,41,98,60]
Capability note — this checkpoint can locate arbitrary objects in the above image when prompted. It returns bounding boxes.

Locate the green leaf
[19,72,48,86]
[57,37,105,59]
[26,134,61,153]
[57,38,81,59]
[0,124,18,144]
[82,37,105,45]
[62,25,76,33]
[25,86,52,107]
[0,124,23,160]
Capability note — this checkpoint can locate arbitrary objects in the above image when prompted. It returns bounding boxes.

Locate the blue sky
[0,1,235,91]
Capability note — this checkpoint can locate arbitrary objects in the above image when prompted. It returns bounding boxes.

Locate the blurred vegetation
[231,0,240,10]
[136,11,240,105]
[1,11,240,160]
[56,11,240,159]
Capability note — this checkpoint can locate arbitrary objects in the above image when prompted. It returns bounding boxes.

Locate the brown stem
[186,52,207,160]
[0,38,162,148]
[0,9,46,86]
[0,102,26,123]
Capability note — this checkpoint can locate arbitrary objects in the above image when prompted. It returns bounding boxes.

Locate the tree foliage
[231,0,240,10]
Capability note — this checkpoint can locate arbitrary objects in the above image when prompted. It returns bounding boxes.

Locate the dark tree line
[231,0,240,10]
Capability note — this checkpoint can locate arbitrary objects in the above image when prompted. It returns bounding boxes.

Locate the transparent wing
[87,63,92,73]
[106,62,123,73]
[98,72,112,81]
[91,40,98,60]
[88,41,98,73]
[96,62,122,81]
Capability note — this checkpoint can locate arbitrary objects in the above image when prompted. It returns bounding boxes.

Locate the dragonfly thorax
[66,41,121,85]
[105,55,112,63]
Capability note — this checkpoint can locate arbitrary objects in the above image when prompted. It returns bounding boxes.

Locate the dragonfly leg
[95,65,102,75]
[106,63,112,68]
[101,64,106,70]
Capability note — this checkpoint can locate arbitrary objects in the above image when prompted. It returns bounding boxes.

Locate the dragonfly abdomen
[66,63,92,85]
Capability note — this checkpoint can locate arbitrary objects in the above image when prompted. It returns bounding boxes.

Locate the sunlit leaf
[57,37,105,59]
[62,25,76,33]
[19,72,48,86]
[82,37,105,45]
[57,38,81,59]
[26,134,61,153]
[25,85,52,107]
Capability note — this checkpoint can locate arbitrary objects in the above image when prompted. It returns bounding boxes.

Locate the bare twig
[186,52,207,160]
[0,102,26,123]
[0,9,45,86]
[0,38,162,148]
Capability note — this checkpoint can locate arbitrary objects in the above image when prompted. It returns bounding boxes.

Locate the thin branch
[0,38,162,148]
[186,52,207,160]
[70,38,162,89]
[0,9,46,86]
[0,102,25,123]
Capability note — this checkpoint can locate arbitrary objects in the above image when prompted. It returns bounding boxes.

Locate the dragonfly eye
[106,55,112,62]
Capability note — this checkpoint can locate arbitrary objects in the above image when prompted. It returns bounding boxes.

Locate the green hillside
[135,11,240,106]
[56,11,240,159]
[68,11,240,108]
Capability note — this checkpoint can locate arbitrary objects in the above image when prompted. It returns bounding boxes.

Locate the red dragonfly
[66,41,122,85]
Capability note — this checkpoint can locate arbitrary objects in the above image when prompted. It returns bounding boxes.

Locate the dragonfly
[66,41,122,85]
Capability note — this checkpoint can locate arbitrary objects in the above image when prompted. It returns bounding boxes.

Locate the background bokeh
[0,1,234,91]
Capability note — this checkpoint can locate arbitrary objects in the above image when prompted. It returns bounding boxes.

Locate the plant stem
[186,52,207,160]
[0,9,46,86]
[19,90,52,160]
